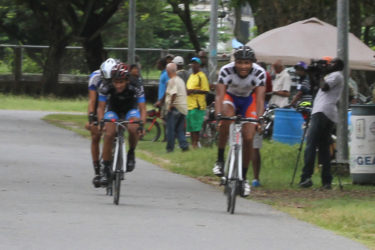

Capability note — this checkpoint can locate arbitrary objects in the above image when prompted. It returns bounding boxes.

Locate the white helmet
[100,58,117,79]
[172,56,184,66]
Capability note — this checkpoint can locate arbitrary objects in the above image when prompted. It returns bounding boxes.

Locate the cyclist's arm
[88,90,97,115]
[97,100,106,124]
[138,102,147,124]
[255,85,266,118]
[215,83,226,115]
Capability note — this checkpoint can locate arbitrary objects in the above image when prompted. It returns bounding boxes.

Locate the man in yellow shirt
[186,57,210,148]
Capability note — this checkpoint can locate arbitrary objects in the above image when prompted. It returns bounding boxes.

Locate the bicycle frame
[112,122,127,174]
[225,122,243,182]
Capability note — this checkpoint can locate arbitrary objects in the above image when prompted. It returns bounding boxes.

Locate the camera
[307,59,330,97]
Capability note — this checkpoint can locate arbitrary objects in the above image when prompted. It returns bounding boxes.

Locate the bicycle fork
[222,123,243,184]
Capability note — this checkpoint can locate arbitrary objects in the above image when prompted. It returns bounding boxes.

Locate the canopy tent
[247,17,375,71]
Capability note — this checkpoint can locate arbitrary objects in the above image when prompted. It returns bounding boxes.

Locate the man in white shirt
[268,60,291,107]
[165,63,189,152]
[299,58,344,189]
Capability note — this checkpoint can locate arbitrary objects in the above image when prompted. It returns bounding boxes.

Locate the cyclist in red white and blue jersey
[86,58,117,188]
[97,62,146,186]
[213,46,266,197]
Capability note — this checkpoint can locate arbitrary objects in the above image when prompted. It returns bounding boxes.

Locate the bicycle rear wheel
[141,118,161,142]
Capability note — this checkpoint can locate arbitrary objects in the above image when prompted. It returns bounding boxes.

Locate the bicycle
[103,118,143,205]
[140,109,161,142]
[219,115,259,214]
[200,102,218,147]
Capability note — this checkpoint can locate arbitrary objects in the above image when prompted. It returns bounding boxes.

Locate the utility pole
[128,0,136,65]
[336,0,349,163]
[208,0,218,84]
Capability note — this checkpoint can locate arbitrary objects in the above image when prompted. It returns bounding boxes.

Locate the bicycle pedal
[220,177,227,186]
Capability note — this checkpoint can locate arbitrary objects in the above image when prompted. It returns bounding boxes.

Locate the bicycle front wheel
[113,171,121,205]
[226,148,239,214]
[141,118,161,142]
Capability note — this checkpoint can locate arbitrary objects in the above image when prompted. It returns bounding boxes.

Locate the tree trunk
[41,40,68,94]
[83,34,107,72]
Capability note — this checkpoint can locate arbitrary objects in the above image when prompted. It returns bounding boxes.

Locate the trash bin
[350,104,375,184]
[272,108,304,145]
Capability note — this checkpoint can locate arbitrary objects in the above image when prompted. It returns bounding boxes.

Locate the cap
[172,56,184,66]
[322,56,333,64]
[294,61,307,70]
[191,57,202,65]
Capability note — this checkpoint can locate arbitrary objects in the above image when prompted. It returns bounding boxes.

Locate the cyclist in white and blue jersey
[97,62,146,186]
[86,58,117,188]
[213,46,266,197]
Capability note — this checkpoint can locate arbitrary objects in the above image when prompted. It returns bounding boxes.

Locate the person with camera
[289,61,312,107]
[299,58,344,189]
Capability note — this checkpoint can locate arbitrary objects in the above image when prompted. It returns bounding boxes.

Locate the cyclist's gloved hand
[88,112,95,125]
[257,116,265,133]
[216,113,222,121]
[99,119,105,131]
[137,121,145,136]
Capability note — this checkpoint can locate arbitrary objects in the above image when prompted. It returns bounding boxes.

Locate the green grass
[41,113,375,249]
[0,93,87,112]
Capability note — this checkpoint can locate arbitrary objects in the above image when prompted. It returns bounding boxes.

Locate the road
[0,110,367,250]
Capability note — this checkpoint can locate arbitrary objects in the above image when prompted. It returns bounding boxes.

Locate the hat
[191,57,202,65]
[294,61,307,70]
[172,56,184,66]
[322,56,333,64]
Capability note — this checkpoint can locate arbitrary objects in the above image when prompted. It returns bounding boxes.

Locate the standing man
[269,60,291,107]
[164,63,189,152]
[85,58,117,187]
[154,58,169,141]
[299,58,344,189]
[172,56,189,84]
[186,57,210,148]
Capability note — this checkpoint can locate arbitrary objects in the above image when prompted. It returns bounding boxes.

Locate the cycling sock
[242,167,248,180]
[128,148,135,154]
[93,161,100,175]
[218,148,225,162]
[103,160,112,168]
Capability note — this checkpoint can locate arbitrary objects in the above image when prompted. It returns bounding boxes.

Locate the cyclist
[213,46,266,197]
[85,58,117,187]
[97,62,146,186]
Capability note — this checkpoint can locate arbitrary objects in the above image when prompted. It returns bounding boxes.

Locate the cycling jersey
[98,80,146,116]
[88,70,103,91]
[218,62,265,97]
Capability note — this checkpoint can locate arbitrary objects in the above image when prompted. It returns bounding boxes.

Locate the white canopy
[247,17,375,71]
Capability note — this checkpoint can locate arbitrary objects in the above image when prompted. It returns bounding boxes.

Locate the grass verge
[44,113,375,249]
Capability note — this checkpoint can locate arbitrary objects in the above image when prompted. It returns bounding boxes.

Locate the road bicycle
[103,118,142,205]
[141,109,161,142]
[219,115,259,214]
[200,102,218,147]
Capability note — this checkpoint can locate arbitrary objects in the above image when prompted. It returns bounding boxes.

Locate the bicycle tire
[113,146,123,205]
[227,148,239,214]
[141,118,161,142]
[113,172,121,205]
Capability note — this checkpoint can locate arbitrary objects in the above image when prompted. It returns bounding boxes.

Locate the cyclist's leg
[100,112,117,184]
[213,96,235,176]
[125,109,141,172]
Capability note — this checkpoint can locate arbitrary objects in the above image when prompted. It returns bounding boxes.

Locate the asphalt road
[0,110,367,250]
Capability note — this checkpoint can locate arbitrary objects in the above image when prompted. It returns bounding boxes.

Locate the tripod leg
[290,123,309,186]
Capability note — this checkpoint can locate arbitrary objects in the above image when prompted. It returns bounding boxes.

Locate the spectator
[299,58,344,189]
[186,57,210,148]
[259,62,273,103]
[289,61,312,107]
[129,64,143,87]
[348,72,359,104]
[166,54,175,64]
[269,60,291,107]
[250,92,263,187]
[172,56,189,84]
[154,58,169,141]
[164,63,189,152]
[198,50,209,77]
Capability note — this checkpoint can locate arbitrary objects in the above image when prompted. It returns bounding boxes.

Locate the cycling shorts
[104,109,141,121]
[223,92,257,119]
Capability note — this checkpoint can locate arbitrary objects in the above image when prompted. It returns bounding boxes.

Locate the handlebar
[217,115,259,123]
[101,119,143,130]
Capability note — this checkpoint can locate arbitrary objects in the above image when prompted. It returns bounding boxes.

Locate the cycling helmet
[111,63,129,80]
[234,46,256,61]
[172,56,184,66]
[100,58,117,79]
